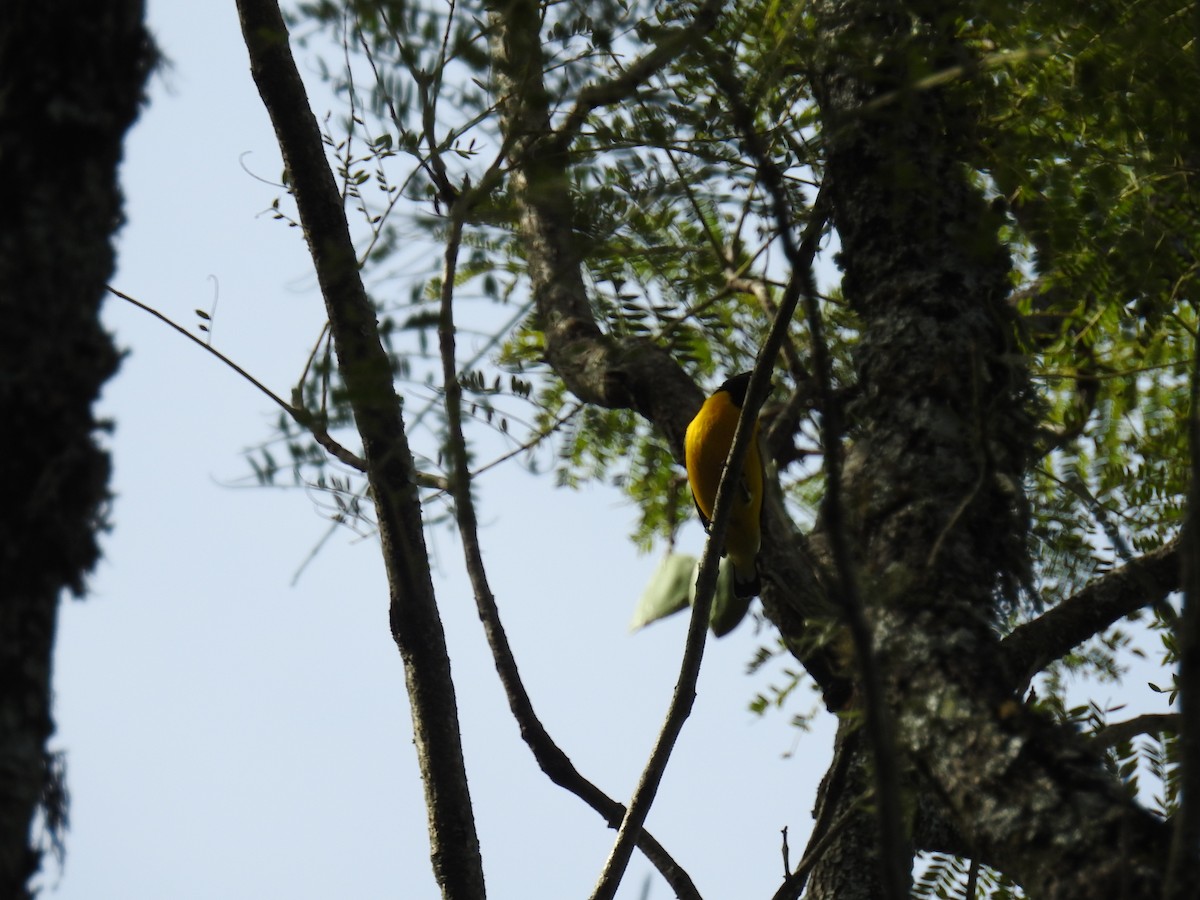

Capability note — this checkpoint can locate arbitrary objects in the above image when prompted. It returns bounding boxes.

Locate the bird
[684,372,764,599]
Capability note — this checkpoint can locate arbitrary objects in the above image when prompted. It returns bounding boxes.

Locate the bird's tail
[732,561,761,599]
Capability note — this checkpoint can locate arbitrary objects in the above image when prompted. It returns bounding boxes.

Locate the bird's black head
[717,371,754,407]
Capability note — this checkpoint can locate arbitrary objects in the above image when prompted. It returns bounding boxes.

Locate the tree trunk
[0,3,151,896]
[804,1,1170,896]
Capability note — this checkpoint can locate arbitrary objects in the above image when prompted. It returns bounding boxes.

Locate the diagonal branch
[589,272,786,900]
[436,198,702,900]
[1092,713,1180,751]
[1000,538,1181,689]
[487,0,705,457]
[552,0,725,149]
[108,286,377,477]
[235,3,484,896]
[710,49,909,900]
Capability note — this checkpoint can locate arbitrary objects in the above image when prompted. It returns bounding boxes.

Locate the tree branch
[710,49,909,900]
[1092,713,1180,751]
[107,286,376,477]
[235,3,484,896]
[552,0,724,149]
[589,260,787,900]
[436,200,702,900]
[486,0,704,457]
[1000,538,1181,689]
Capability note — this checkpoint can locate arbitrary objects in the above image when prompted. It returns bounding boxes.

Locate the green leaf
[628,552,694,631]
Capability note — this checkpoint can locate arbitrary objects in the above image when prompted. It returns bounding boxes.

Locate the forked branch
[107,286,372,476]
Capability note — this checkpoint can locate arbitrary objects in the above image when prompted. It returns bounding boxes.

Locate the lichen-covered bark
[484,0,1178,894]
[803,723,889,899]
[807,1,1169,896]
[0,3,151,895]
[486,0,704,456]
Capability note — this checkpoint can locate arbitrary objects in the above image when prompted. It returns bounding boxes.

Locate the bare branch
[1000,539,1181,689]
[589,270,787,900]
[436,202,702,899]
[710,50,909,900]
[467,402,582,481]
[1092,713,1180,751]
[234,3,484,896]
[108,286,372,476]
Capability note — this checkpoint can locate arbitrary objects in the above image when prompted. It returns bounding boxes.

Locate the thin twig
[711,53,910,900]
[295,320,331,406]
[589,295,783,900]
[770,804,865,900]
[436,199,702,899]
[468,402,582,480]
[339,4,359,203]
[108,285,370,474]
[203,275,218,346]
[649,91,811,385]
[552,0,724,149]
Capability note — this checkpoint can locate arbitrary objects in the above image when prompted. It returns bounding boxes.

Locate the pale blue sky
[47,4,833,898]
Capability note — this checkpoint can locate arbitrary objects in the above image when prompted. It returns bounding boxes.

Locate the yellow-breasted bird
[684,372,764,599]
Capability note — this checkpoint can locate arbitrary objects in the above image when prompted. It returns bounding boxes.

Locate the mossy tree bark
[0,3,152,896]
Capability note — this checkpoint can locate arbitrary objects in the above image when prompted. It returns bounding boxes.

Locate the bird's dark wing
[691,492,711,533]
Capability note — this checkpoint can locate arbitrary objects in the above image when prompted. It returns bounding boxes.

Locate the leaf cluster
[270,4,1195,810]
